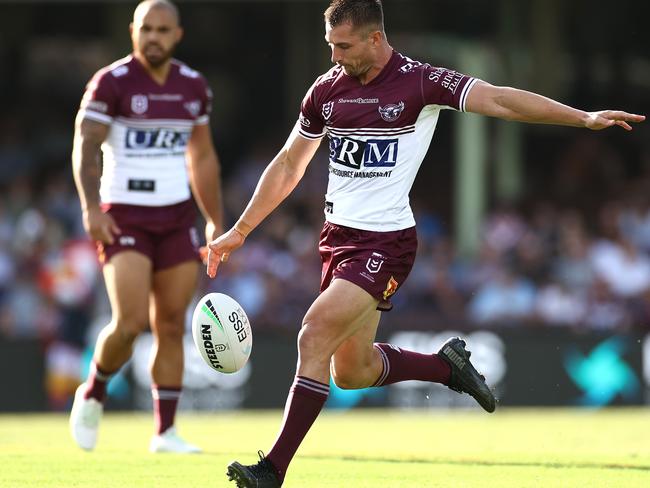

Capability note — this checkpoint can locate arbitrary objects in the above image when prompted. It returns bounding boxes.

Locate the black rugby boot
[438,337,496,413]
[227,451,282,488]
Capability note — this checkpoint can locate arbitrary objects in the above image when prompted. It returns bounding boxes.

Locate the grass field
[1,408,649,487]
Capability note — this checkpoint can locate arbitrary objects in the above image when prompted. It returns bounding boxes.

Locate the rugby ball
[191,293,252,374]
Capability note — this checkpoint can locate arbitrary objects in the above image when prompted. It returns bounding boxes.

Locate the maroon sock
[152,385,182,435]
[372,343,451,387]
[266,376,329,483]
[83,362,113,402]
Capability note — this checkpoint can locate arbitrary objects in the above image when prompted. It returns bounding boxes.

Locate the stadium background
[0,0,649,414]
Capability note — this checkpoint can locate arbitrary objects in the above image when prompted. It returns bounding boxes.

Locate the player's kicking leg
[70,252,152,450]
[227,279,378,487]
[368,337,496,412]
[331,318,496,412]
[148,260,201,453]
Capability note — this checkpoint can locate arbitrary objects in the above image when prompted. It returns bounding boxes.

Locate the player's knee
[154,319,184,342]
[331,362,368,390]
[112,318,148,344]
[331,371,365,390]
[297,321,329,361]
[331,350,376,389]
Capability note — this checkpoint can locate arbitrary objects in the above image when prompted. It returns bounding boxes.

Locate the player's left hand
[206,227,246,278]
[199,220,224,264]
[585,111,645,131]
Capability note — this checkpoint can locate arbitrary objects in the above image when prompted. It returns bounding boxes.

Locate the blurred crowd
[1,0,649,414]
[4,130,650,407]
[3,141,650,347]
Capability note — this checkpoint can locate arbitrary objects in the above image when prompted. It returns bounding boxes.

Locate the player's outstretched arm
[71,117,121,244]
[465,81,645,130]
[206,124,322,278]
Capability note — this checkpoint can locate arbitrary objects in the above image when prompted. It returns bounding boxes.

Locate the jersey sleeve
[194,76,212,126]
[78,69,119,125]
[297,81,326,140]
[421,66,479,112]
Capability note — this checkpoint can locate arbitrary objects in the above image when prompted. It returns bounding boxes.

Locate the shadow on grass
[302,455,650,473]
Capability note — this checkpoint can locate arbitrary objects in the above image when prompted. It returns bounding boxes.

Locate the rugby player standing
[207,1,644,485]
[70,0,223,453]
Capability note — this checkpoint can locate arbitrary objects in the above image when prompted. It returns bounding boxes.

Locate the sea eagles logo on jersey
[378,101,405,122]
[184,100,201,117]
[131,94,148,115]
[322,101,334,121]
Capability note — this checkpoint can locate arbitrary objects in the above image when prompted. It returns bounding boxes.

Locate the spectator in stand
[590,234,650,299]
[553,210,595,293]
[619,193,650,253]
[468,266,536,325]
[583,278,631,331]
[482,203,528,255]
[534,281,586,327]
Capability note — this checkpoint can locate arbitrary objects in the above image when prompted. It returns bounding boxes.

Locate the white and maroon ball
[191,293,252,374]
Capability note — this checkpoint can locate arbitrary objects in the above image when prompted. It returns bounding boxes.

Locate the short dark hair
[324,0,384,33]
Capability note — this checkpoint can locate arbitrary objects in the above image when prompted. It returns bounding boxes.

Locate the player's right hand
[585,111,645,131]
[83,207,121,245]
[206,227,246,278]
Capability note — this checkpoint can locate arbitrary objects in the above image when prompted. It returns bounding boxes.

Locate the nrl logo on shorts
[322,101,334,121]
[378,101,405,122]
[366,252,385,274]
[131,94,148,114]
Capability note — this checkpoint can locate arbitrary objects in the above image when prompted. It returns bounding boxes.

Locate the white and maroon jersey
[78,55,212,206]
[299,51,478,231]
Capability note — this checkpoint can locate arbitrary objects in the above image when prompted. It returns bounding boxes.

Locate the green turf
[1,408,649,487]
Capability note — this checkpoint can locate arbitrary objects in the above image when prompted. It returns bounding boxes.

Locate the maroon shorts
[319,221,417,311]
[97,199,200,271]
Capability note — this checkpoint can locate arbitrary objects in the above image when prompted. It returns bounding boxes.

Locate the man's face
[130,6,182,68]
[325,21,376,78]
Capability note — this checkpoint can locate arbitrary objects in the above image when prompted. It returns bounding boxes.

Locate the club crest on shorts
[383,276,399,300]
[366,252,385,274]
[378,101,405,122]
[322,101,334,121]
[131,94,148,114]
